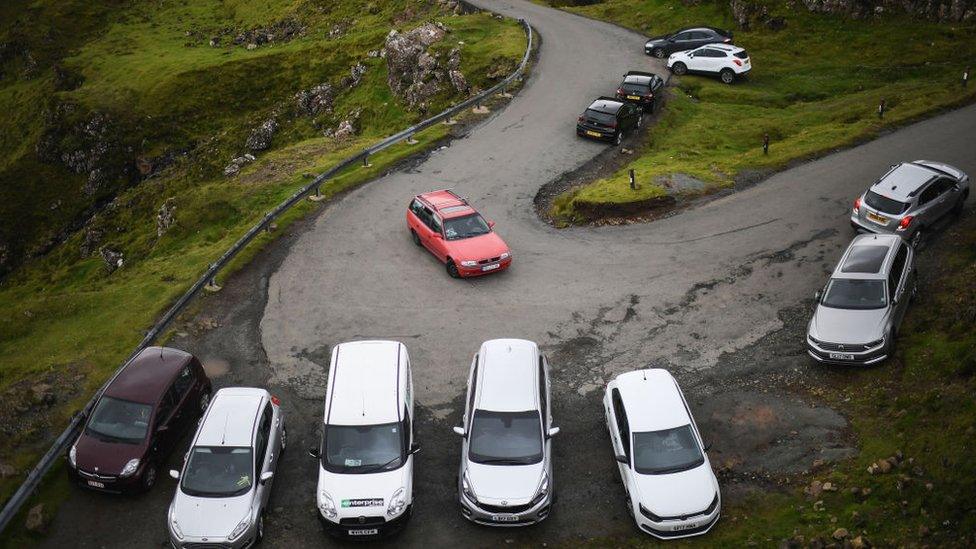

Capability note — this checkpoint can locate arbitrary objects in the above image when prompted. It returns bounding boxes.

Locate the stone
[385,22,453,109]
[878,459,893,473]
[25,504,45,532]
[832,528,849,540]
[851,535,870,549]
[449,69,469,94]
[80,225,103,257]
[0,462,15,478]
[223,154,256,176]
[99,247,124,273]
[246,117,278,152]
[156,198,176,237]
[295,83,334,117]
[806,480,824,498]
[823,481,837,491]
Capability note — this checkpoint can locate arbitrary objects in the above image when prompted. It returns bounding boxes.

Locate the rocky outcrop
[340,62,368,89]
[246,116,278,152]
[325,109,362,141]
[385,22,468,111]
[232,18,306,49]
[99,247,123,273]
[223,153,255,176]
[295,83,334,117]
[156,198,176,237]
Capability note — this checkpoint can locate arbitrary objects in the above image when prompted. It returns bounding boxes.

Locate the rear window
[733,50,749,59]
[864,190,909,215]
[584,109,616,125]
[620,82,649,94]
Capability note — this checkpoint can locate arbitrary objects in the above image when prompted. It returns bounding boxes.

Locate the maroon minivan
[67,346,212,493]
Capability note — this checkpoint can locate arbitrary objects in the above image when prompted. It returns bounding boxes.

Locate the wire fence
[0,11,532,535]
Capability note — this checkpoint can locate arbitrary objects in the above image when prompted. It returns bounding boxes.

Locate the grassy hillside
[0,0,526,503]
[545,0,976,223]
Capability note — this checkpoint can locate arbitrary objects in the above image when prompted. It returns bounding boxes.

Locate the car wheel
[410,229,421,246]
[256,514,265,543]
[446,260,461,279]
[615,131,623,146]
[636,113,643,128]
[142,464,157,491]
[652,48,665,59]
[671,62,687,75]
[910,227,924,249]
[720,68,735,85]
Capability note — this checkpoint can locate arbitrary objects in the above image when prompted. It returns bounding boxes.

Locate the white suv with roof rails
[311,341,417,538]
[667,43,751,84]
[453,339,558,526]
[167,387,285,548]
[604,369,720,539]
[807,233,916,365]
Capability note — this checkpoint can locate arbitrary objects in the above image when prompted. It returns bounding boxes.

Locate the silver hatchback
[807,234,916,365]
[851,160,969,248]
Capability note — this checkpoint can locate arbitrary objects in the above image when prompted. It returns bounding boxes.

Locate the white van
[310,341,417,538]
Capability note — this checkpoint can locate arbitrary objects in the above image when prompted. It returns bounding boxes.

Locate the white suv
[603,369,720,539]
[453,339,558,526]
[167,387,285,548]
[311,341,417,538]
[667,43,751,84]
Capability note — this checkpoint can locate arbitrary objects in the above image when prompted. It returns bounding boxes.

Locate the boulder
[295,83,334,117]
[449,69,470,95]
[246,117,278,152]
[99,247,124,273]
[223,153,256,176]
[25,504,45,532]
[156,198,177,237]
[385,22,456,110]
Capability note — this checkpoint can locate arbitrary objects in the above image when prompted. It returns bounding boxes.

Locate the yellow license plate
[585,130,601,137]
[867,212,888,224]
[627,95,641,100]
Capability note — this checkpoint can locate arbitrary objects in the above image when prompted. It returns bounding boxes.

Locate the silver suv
[167,387,285,548]
[453,339,558,526]
[807,234,916,366]
[851,160,969,247]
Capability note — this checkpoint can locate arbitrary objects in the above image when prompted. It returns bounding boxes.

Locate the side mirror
[410,443,422,455]
[156,424,169,434]
[169,469,180,480]
[432,232,442,239]
[704,441,713,452]
[488,220,496,229]
[308,447,320,459]
[814,290,822,302]
[452,426,466,437]
[615,454,629,464]
[547,427,561,438]
[260,471,274,485]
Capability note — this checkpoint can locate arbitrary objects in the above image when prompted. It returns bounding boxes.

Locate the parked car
[644,27,733,59]
[807,233,916,366]
[615,71,666,112]
[67,346,211,494]
[167,387,285,548]
[453,339,558,526]
[576,96,643,145]
[851,160,969,248]
[406,189,512,278]
[311,341,418,539]
[603,369,720,539]
[668,44,751,84]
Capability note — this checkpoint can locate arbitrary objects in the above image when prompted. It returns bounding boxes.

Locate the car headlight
[387,487,407,517]
[704,493,719,514]
[119,458,140,478]
[170,518,184,540]
[500,252,510,260]
[68,444,77,468]
[227,515,250,541]
[864,337,885,349]
[531,471,550,505]
[461,471,476,501]
[639,503,664,522]
[318,490,338,519]
[460,260,478,267]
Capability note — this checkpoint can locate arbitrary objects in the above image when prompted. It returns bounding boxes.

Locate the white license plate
[491,514,519,522]
[829,352,855,361]
[674,522,699,531]
[481,263,500,272]
[348,528,379,536]
[86,480,105,489]
[585,130,602,137]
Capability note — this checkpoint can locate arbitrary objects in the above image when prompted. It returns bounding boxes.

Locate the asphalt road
[37,0,976,547]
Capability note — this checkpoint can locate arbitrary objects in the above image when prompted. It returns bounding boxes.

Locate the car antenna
[642,369,647,381]
[159,346,164,361]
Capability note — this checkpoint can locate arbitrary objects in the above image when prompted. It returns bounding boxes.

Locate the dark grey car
[851,160,969,248]
[644,27,732,59]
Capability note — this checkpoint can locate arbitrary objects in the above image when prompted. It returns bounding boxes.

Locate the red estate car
[67,346,211,493]
[406,189,512,278]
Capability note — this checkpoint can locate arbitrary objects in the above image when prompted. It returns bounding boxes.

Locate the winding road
[39,0,976,547]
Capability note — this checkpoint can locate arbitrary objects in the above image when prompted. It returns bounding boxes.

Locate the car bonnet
[633,462,717,517]
[812,305,887,344]
[445,231,508,262]
[172,490,253,538]
[317,464,411,518]
[466,461,545,504]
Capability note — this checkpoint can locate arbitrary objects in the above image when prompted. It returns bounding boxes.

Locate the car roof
[476,339,539,412]
[587,97,624,114]
[196,388,267,447]
[698,43,742,53]
[615,369,691,432]
[103,346,192,404]
[872,162,941,201]
[623,74,653,85]
[416,189,477,219]
[325,340,405,426]
[677,26,725,35]
[832,233,901,280]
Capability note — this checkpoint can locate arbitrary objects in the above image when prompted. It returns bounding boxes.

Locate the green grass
[0,0,526,510]
[544,0,976,223]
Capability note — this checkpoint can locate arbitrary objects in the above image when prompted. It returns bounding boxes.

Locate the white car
[311,341,417,538]
[667,43,751,84]
[603,369,720,539]
[454,339,558,526]
[167,387,285,548]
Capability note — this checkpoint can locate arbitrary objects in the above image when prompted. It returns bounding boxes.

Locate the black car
[576,97,642,145]
[644,26,732,59]
[615,71,665,112]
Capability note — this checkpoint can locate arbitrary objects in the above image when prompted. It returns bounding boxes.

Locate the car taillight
[733,59,742,67]
[853,197,861,214]
[271,395,281,406]
[898,216,914,231]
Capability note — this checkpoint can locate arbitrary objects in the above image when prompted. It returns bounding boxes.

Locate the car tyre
[652,48,665,59]
[410,229,421,246]
[446,260,461,279]
[720,68,735,85]
[671,62,687,75]
[615,131,623,146]
[636,113,643,128]
[910,227,924,249]
[256,514,265,543]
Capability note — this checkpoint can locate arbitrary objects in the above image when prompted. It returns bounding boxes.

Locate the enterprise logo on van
[342,498,384,508]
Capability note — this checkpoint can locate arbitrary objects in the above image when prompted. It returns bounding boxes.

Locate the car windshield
[633,425,705,475]
[321,422,404,474]
[85,396,153,444]
[821,279,887,310]
[620,82,649,94]
[443,213,491,241]
[468,410,543,465]
[584,109,616,125]
[864,190,909,215]
[181,447,253,497]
